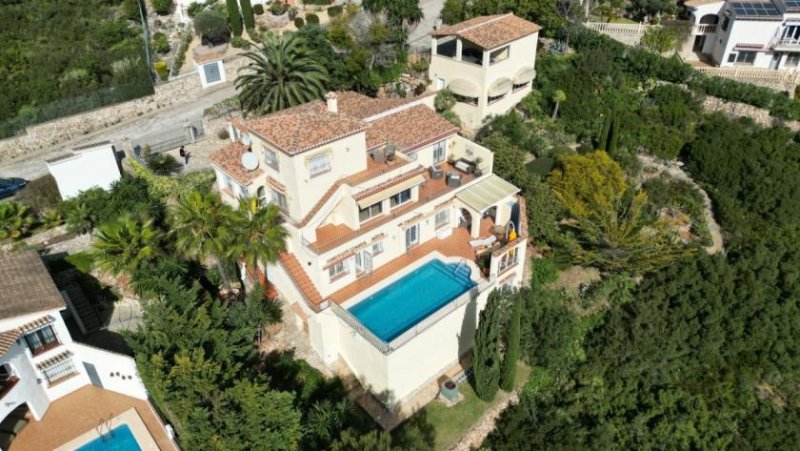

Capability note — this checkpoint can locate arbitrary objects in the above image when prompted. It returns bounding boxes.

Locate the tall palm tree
[91,215,163,276]
[0,201,35,240]
[170,191,238,290]
[232,197,288,289]
[236,33,329,115]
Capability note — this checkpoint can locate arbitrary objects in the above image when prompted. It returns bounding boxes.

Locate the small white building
[46,142,121,200]
[429,13,541,129]
[0,252,161,450]
[685,0,800,70]
[193,44,227,89]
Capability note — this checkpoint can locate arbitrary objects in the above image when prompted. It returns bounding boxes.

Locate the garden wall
[0,56,246,164]
[703,96,800,132]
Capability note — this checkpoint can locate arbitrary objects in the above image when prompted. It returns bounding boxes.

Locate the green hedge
[570,27,800,121]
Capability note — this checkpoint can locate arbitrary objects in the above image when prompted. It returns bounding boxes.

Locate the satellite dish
[241,152,259,171]
[241,133,251,146]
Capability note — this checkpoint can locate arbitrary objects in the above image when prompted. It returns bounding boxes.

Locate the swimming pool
[348,259,476,342]
[77,424,142,451]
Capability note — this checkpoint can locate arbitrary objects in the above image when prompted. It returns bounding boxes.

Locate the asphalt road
[0,83,235,180]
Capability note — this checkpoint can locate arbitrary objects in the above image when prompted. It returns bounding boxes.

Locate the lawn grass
[526,158,555,178]
[423,362,531,450]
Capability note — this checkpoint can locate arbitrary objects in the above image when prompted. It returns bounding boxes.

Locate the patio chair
[469,235,497,248]
[446,172,462,187]
[429,165,444,179]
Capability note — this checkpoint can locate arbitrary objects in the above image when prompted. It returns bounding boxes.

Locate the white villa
[428,13,540,129]
[0,252,173,450]
[686,0,800,70]
[211,90,528,408]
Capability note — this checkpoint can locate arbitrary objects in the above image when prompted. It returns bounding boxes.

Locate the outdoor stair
[62,283,102,334]
[278,252,323,307]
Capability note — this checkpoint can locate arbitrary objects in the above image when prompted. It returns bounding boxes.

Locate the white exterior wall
[714,19,781,68]
[0,344,50,421]
[429,32,538,128]
[47,145,121,200]
[72,343,148,400]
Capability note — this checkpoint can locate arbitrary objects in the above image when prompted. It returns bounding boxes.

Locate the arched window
[699,14,719,25]
[257,186,268,207]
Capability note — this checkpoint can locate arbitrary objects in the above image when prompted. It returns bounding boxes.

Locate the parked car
[0,178,27,199]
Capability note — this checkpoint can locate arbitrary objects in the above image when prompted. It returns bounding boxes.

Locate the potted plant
[473,156,483,177]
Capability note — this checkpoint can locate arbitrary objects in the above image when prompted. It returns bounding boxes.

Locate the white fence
[585,22,653,46]
[693,66,800,86]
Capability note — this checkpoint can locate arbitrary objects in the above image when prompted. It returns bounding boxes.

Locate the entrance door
[405,225,419,250]
[363,251,373,274]
[771,52,783,70]
[83,362,102,388]
[692,35,706,52]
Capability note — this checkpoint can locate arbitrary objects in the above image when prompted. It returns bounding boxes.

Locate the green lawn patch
[421,363,531,450]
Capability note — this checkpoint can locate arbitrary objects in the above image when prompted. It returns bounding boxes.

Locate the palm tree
[232,197,288,289]
[170,191,238,290]
[236,33,329,115]
[0,201,35,240]
[551,89,566,120]
[91,215,163,276]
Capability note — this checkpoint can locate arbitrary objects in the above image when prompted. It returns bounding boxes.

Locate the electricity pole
[137,0,153,80]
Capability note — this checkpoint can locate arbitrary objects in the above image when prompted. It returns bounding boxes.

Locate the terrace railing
[330,276,497,355]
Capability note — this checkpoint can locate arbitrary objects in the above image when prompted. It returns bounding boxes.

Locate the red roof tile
[366,105,457,151]
[210,142,264,185]
[431,13,541,49]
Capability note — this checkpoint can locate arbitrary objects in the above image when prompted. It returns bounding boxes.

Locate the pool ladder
[95,414,114,442]
[454,259,467,275]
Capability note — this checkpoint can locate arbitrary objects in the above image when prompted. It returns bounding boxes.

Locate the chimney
[326,92,338,114]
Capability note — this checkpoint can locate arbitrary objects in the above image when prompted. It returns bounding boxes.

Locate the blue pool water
[349,259,476,342]
[77,424,142,451]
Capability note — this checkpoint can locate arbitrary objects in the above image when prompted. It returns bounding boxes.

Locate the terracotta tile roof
[353,166,428,200]
[193,44,227,64]
[210,142,264,185]
[278,252,324,310]
[334,91,433,120]
[241,102,366,155]
[0,252,65,320]
[431,13,541,49]
[0,330,20,356]
[36,350,73,370]
[366,105,457,151]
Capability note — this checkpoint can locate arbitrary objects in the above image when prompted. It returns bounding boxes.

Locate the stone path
[638,155,725,255]
[451,390,520,451]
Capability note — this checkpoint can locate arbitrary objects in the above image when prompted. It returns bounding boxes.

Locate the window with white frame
[359,202,383,222]
[257,186,268,207]
[307,152,332,178]
[41,358,77,385]
[787,53,800,67]
[264,147,279,170]
[732,51,756,65]
[488,92,507,105]
[272,189,288,209]
[328,260,348,280]
[512,81,530,92]
[390,188,412,208]
[372,240,383,255]
[433,140,446,163]
[223,174,236,193]
[435,209,450,229]
[498,247,520,273]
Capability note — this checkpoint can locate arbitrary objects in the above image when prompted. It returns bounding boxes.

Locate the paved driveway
[408,0,446,51]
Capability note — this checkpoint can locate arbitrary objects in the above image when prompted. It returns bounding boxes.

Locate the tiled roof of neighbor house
[210,141,264,185]
[334,91,434,120]
[366,105,458,150]
[431,13,542,49]
[242,102,367,155]
[0,252,65,320]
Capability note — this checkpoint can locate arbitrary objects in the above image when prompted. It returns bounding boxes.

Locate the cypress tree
[607,118,619,155]
[500,291,522,391]
[240,0,255,31]
[473,291,502,401]
[226,0,243,37]
[598,114,612,151]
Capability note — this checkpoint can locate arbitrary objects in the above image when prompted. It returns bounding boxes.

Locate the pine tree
[240,0,255,31]
[500,291,522,391]
[226,0,243,37]
[473,291,502,401]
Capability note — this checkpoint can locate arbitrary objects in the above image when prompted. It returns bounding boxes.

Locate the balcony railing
[773,37,800,49]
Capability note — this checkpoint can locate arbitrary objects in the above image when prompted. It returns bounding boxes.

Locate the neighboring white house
[685,0,800,70]
[46,142,121,200]
[0,252,157,449]
[211,91,528,409]
[429,13,540,129]
[194,45,227,89]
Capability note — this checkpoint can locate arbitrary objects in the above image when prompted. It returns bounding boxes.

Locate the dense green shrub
[194,9,230,45]
[151,0,172,15]
[302,0,331,4]
[146,153,183,176]
[253,3,264,14]
[473,291,503,401]
[270,0,288,15]
[171,30,193,76]
[187,1,205,17]
[306,13,320,24]
[230,36,251,49]
[154,61,169,80]
[293,17,305,28]
[328,5,343,17]
[15,175,61,214]
[288,5,298,19]
[152,32,170,54]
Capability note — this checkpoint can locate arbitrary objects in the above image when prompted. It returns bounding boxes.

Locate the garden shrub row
[570,27,800,121]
